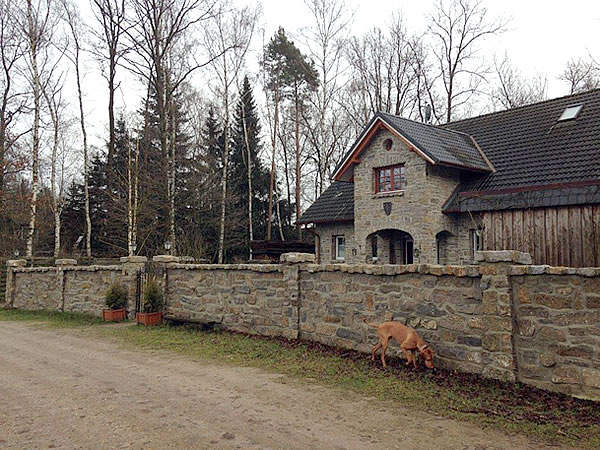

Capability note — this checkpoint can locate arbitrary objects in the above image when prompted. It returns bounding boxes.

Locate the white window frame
[471,229,482,260]
[334,235,345,261]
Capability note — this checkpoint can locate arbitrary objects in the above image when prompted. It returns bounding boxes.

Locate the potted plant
[102,282,128,322]
[136,278,163,326]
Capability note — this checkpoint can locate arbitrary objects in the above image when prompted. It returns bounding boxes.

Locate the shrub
[105,282,128,310]
[142,278,163,313]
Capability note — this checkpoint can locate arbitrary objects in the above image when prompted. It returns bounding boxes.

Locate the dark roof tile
[298,181,354,224]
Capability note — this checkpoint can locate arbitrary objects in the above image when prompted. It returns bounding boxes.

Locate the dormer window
[375,164,406,193]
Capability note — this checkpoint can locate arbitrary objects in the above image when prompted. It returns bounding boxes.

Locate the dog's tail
[362,318,379,328]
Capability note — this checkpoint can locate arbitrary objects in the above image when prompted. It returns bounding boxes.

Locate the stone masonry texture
[5,251,600,401]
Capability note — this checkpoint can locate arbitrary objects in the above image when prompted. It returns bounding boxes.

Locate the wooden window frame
[374,164,406,193]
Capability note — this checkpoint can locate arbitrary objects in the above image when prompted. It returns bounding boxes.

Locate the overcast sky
[79,0,600,150]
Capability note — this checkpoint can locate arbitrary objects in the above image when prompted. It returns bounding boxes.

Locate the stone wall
[164,264,297,339]
[512,269,600,398]
[5,251,600,400]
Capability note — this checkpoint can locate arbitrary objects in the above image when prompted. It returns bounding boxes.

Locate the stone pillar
[5,259,27,307]
[475,250,532,382]
[280,253,315,339]
[120,256,147,318]
[55,259,77,311]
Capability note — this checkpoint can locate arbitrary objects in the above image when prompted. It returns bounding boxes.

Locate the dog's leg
[400,347,412,366]
[371,342,382,361]
[380,338,389,367]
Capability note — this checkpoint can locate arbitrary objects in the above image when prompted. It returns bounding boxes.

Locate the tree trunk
[168,95,177,255]
[217,58,230,264]
[294,83,301,240]
[241,93,253,260]
[26,0,39,258]
[266,89,279,241]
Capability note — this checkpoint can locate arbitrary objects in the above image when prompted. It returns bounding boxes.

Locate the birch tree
[559,57,600,94]
[22,0,56,257]
[203,3,258,263]
[0,0,27,210]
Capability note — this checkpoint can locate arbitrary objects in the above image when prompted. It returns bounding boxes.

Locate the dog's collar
[417,344,429,353]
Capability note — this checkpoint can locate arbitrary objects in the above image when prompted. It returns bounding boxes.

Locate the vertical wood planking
[494,212,503,250]
[482,213,492,250]
[513,209,523,254]
[523,209,532,258]
[503,210,513,250]
[582,206,595,267]
[548,208,559,266]
[557,207,570,266]
[569,207,583,267]
[534,209,545,264]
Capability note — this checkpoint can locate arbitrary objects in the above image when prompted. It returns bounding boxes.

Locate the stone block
[6,259,27,268]
[540,352,556,367]
[475,250,531,264]
[488,317,512,332]
[534,293,571,309]
[556,345,594,359]
[482,366,515,382]
[582,368,600,389]
[456,335,482,347]
[517,319,536,337]
[551,367,581,384]
[336,327,362,342]
[586,294,600,309]
[468,317,487,330]
[537,326,567,342]
[119,256,148,263]
[153,255,179,263]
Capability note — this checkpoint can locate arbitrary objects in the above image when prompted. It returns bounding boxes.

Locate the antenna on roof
[424,104,432,124]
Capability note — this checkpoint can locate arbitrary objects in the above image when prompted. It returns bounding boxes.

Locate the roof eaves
[376,115,438,165]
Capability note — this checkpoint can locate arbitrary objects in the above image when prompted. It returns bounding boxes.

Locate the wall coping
[6,259,27,268]
[280,253,316,264]
[475,250,532,265]
[510,265,600,277]
[153,255,180,263]
[55,259,77,266]
[169,263,282,273]
[119,256,148,263]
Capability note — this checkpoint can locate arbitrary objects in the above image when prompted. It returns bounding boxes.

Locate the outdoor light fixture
[14,249,20,257]
[164,241,171,252]
[132,243,137,253]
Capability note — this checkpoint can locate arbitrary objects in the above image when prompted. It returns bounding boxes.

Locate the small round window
[384,138,393,151]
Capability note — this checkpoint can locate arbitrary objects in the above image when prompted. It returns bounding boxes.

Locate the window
[334,235,345,261]
[470,229,482,260]
[375,165,406,193]
[558,104,583,122]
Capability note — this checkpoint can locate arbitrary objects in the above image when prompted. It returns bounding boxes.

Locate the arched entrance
[367,229,414,264]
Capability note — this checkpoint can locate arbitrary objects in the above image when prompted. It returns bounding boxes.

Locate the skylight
[558,104,583,122]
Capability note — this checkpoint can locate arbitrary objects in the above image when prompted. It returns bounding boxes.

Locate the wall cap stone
[475,250,532,265]
[153,255,180,263]
[169,263,281,273]
[119,256,148,263]
[280,253,316,264]
[55,259,77,266]
[7,259,27,268]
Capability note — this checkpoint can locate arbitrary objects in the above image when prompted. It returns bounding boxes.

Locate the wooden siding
[482,206,600,267]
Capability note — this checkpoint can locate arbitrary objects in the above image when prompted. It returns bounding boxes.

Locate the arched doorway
[367,229,414,264]
[436,231,452,265]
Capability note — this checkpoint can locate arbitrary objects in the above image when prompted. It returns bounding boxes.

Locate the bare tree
[302,0,353,196]
[89,0,128,188]
[0,0,27,210]
[61,0,92,257]
[492,54,546,110]
[203,3,257,263]
[42,75,68,257]
[126,0,217,255]
[22,0,56,257]
[428,0,505,122]
[559,57,600,94]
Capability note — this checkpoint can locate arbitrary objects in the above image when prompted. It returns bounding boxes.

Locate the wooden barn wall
[482,206,600,267]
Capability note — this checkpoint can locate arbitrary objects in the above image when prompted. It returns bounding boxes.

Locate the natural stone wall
[512,269,600,398]
[164,264,297,339]
[5,251,600,400]
[63,268,122,316]
[12,269,60,311]
[312,223,356,264]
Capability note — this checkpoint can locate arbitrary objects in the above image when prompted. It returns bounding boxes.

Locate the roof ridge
[444,88,600,126]
[377,111,479,140]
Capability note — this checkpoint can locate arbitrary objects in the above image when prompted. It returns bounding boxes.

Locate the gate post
[120,256,147,319]
[5,259,27,307]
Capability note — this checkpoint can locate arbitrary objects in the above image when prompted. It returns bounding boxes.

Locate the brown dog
[363,319,434,369]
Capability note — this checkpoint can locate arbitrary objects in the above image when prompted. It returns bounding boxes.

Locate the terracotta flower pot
[102,308,127,322]
[136,311,163,326]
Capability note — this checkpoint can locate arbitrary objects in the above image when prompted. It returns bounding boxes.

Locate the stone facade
[5,251,600,401]
[313,128,479,265]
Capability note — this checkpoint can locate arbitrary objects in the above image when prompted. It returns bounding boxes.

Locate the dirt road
[0,321,548,449]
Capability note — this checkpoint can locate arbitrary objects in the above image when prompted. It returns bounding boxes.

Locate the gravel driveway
[0,321,549,449]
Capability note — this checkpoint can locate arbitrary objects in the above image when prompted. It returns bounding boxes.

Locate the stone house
[298,89,600,267]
